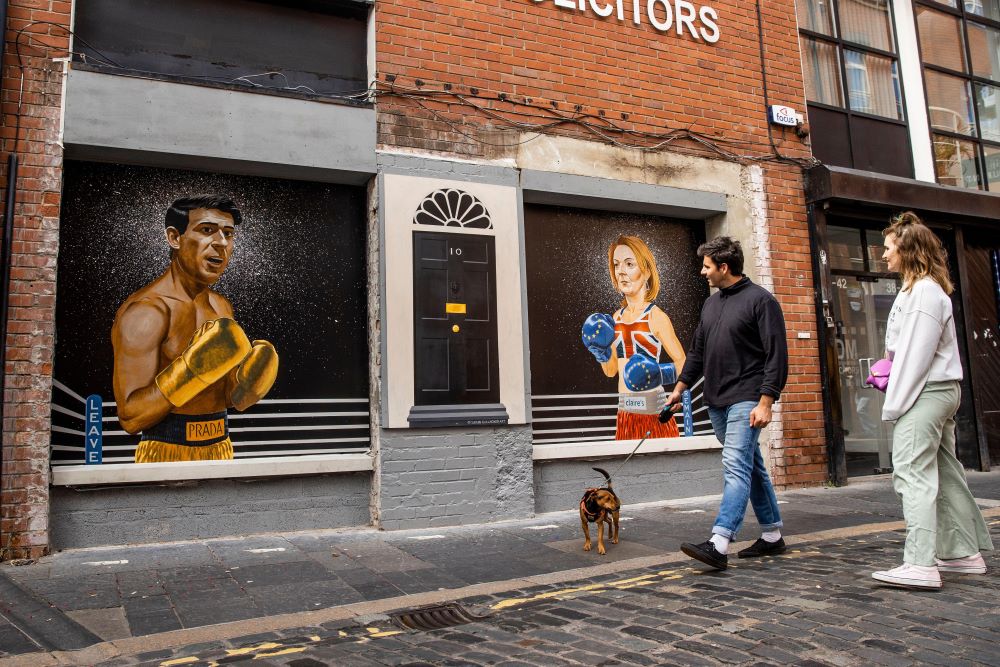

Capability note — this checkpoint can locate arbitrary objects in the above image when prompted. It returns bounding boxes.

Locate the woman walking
[872,212,993,589]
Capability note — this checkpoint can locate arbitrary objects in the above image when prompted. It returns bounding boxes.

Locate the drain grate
[390,602,491,631]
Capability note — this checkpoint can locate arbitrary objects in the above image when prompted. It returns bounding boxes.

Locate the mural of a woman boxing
[582,235,687,440]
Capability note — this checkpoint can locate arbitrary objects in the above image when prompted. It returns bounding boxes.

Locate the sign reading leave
[531,0,720,43]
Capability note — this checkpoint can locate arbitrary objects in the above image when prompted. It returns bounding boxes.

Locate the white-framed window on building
[916,0,1000,190]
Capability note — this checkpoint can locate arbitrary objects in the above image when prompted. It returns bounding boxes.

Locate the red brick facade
[0,1,70,558]
[375,0,826,488]
[0,0,827,557]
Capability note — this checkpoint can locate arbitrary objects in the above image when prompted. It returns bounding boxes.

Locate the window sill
[532,435,721,461]
[51,453,373,486]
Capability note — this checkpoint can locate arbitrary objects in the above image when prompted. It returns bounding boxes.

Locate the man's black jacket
[678,276,788,408]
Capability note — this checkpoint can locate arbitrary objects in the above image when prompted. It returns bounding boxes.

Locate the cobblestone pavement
[103,518,1000,667]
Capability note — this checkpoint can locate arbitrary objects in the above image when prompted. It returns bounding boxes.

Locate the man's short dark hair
[698,236,744,276]
[165,195,242,233]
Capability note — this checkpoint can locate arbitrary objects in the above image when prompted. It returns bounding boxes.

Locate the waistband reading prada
[140,411,229,447]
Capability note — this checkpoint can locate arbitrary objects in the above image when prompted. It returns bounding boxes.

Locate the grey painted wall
[62,69,376,184]
[50,473,371,549]
[378,425,534,529]
[534,450,722,514]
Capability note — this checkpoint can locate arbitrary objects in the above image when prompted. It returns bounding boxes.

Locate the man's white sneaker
[935,553,987,574]
[871,563,942,589]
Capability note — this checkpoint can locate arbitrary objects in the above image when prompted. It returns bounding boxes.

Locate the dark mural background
[524,205,708,397]
[52,161,369,462]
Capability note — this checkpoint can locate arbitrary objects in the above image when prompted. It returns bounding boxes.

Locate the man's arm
[750,296,789,428]
[112,300,173,434]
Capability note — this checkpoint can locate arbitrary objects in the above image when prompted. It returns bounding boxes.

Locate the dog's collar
[581,489,604,522]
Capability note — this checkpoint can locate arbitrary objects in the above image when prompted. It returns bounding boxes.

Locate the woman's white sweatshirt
[882,277,963,422]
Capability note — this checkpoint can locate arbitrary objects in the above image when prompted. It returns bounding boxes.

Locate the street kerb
[4,506,998,667]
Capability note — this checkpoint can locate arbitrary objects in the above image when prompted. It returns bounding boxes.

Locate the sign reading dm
[531,0,720,43]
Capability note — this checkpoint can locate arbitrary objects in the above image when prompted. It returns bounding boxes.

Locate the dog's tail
[592,467,612,488]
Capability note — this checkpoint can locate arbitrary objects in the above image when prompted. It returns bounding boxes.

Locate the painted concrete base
[50,473,371,549]
[533,450,721,514]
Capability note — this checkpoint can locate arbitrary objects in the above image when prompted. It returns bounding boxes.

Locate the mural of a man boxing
[111,195,278,463]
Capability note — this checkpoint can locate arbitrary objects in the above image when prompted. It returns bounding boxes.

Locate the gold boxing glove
[231,340,279,411]
[155,318,252,408]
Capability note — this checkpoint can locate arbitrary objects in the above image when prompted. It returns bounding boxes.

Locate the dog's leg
[612,510,620,544]
[597,512,606,555]
[581,509,592,552]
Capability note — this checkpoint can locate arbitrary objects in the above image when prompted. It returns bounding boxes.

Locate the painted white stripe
[52,456,134,464]
[233,447,370,457]
[246,548,285,553]
[51,404,86,420]
[52,425,86,437]
[259,398,368,404]
[228,412,369,420]
[229,424,368,433]
[531,415,616,423]
[532,393,619,400]
[529,435,617,445]
[532,404,616,412]
[408,535,446,540]
[83,560,128,566]
[52,380,86,404]
[525,524,559,530]
[531,431,714,445]
[233,437,370,446]
[677,509,706,514]
[532,426,618,435]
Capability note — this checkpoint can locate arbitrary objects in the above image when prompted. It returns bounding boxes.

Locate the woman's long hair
[884,212,954,294]
[608,235,660,308]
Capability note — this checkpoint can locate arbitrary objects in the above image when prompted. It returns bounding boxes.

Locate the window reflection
[933,134,982,188]
[798,0,837,35]
[839,0,894,51]
[917,7,968,73]
[845,50,903,118]
[802,36,845,106]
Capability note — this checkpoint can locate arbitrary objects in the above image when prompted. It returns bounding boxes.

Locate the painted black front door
[413,231,500,406]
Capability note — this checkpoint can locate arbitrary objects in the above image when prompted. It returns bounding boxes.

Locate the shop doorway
[826,225,901,476]
[960,231,1000,468]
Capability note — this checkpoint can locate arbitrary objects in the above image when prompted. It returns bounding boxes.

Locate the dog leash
[603,430,651,483]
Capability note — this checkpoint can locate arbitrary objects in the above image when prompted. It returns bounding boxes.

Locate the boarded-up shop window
[73,0,369,98]
[524,205,710,448]
[52,161,369,466]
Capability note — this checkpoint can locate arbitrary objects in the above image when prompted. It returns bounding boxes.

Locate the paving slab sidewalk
[2,471,998,661]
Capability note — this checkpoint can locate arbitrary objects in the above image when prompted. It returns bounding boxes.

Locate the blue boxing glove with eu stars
[623,355,676,392]
[581,313,615,363]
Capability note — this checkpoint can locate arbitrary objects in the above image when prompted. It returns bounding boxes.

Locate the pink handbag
[866,358,892,392]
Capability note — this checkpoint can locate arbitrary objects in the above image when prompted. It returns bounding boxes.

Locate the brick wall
[0,1,69,559]
[376,0,812,163]
[375,0,824,489]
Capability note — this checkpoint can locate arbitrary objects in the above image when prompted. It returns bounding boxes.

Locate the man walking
[662,236,788,570]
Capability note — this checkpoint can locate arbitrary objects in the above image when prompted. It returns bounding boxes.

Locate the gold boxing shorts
[135,411,234,463]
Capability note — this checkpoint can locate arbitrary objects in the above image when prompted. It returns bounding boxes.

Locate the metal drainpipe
[0,0,13,554]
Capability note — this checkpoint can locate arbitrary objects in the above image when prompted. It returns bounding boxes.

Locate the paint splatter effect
[524,206,708,395]
[54,161,368,400]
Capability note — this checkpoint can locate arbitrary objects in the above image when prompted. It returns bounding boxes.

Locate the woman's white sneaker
[935,553,987,574]
[872,563,942,589]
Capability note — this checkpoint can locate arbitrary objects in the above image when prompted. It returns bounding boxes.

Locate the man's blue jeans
[707,401,783,539]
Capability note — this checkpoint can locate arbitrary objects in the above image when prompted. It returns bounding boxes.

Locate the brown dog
[580,467,621,555]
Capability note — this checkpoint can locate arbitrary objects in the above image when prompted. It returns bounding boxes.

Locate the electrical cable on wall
[8,20,817,170]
